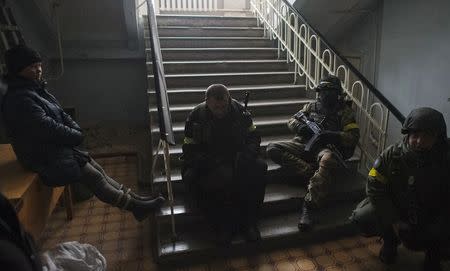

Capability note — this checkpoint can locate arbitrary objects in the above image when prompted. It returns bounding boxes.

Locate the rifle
[293,111,349,170]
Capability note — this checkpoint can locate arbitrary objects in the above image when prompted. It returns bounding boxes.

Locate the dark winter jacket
[1,75,89,186]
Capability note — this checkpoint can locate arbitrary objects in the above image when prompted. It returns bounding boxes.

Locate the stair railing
[250,0,406,171]
[145,0,177,240]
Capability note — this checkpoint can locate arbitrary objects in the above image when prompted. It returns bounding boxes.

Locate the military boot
[423,248,442,271]
[379,227,399,264]
[119,190,165,221]
[298,201,313,232]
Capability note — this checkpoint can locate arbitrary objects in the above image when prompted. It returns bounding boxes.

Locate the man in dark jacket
[266,75,360,231]
[182,84,267,245]
[351,107,450,271]
[1,45,164,221]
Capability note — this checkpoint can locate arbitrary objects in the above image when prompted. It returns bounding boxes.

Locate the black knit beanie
[4,44,42,74]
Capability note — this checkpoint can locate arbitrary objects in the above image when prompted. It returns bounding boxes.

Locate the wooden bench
[0,144,73,240]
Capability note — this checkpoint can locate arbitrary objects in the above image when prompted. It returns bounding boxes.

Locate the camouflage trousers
[266,138,339,207]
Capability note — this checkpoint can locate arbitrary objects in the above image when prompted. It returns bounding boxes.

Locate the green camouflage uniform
[267,98,359,207]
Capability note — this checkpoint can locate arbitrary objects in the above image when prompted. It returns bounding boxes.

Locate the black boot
[298,201,313,232]
[121,190,165,221]
[423,248,442,271]
[379,227,399,264]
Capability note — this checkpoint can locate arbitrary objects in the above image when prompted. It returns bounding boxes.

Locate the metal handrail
[145,0,175,145]
[250,0,405,170]
[279,0,405,123]
[145,0,177,240]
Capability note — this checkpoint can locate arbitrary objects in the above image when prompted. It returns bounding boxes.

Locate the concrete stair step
[154,14,258,27]
[150,98,311,123]
[156,172,365,222]
[151,36,273,48]
[156,10,255,17]
[148,59,290,74]
[151,114,292,144]
[151,47,280,61]
[148,71,297,88]
[155,200,360,263]
[151,26,265,37]
[148,84,305,104]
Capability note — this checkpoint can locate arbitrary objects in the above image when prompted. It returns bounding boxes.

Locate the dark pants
[183,158,267,232]
[351,198,450,254]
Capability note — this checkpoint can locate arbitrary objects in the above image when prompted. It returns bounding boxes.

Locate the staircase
[145,11,366,263]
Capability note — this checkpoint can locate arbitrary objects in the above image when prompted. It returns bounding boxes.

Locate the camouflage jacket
[367,140,450,228]
[287,100,360,159]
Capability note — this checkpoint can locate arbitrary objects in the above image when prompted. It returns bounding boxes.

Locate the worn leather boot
[298,201,313,232]
[379,228,399,264]
[423,248,442,271]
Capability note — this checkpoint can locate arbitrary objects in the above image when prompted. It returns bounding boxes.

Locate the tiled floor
[39,156,449,271]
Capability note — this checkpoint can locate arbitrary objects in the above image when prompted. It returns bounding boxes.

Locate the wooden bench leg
[64,185,73,221]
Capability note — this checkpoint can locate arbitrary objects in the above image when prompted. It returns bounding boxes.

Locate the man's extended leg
[78,163,164,221]
[235,158,268,242]
[266,140,315,179]
[88,158,158,201]
[299,149,338,231]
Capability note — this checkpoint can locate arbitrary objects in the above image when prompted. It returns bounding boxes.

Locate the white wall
[376,0,450,138]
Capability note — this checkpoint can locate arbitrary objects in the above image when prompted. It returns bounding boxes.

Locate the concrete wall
[1,0,153,181]
[327,0,450,143]
[377,0,450,140]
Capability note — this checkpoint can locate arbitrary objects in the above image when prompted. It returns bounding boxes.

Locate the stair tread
[149,98,311,112]
[157,47,277,51]
[157,26,263,30]
[156,168,365,217]
[148,71,295,79]
[156,36,268,40]
[158,183,305,217]
[148,84,305,94]
[153,115,292,133]
[148,59,288,65]
[157,200,359,259]
[155,14,256,19]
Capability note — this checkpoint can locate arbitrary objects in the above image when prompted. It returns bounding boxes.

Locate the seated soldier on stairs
[1,45,165,222]
[266,75,360,231]
[181,84,267,245]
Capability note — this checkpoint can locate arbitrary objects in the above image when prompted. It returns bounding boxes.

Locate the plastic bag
[41,241,107,271]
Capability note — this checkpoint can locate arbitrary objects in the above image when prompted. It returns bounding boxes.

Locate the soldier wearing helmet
[266,75,360,231]
[351,107,450,271]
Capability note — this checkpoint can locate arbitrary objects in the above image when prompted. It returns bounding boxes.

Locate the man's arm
[339,106,360,148]
[6,95,83,146]
[366,146,400,227]
[181,111,208,169]
[62,111,82,131]
[287,103,311,135]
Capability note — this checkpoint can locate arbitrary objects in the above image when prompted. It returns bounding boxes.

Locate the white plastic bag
[41,241,107,271]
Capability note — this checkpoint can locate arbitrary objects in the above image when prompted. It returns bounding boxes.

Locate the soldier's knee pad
[317,149,338,168]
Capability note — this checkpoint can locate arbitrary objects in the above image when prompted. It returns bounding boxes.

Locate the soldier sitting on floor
[266,75,360,231]
[181,84,267,245]
[351,107,450,271]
